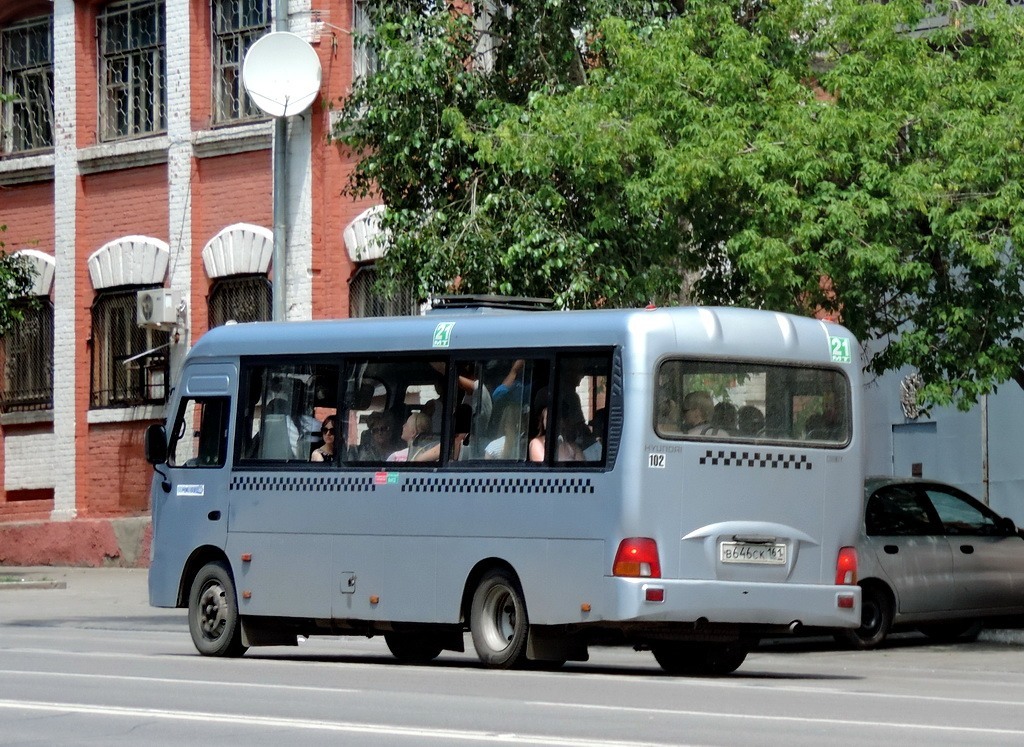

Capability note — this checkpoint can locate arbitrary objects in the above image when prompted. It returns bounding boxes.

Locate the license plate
[720,541,787,565]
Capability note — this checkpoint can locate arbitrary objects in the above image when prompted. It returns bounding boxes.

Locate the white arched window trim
[201,223,273,278]
[13,249,56,296]
[87,236,169,289]
[344,204,388,263]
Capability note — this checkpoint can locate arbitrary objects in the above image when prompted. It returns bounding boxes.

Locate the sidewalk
[0,565,183,631]
[1,565,1020,645]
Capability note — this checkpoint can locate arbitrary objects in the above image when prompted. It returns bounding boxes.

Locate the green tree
[0,224,36,338]
[335,0,1024,410]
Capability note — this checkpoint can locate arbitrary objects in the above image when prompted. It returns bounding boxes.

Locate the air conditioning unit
[136,289,181,329]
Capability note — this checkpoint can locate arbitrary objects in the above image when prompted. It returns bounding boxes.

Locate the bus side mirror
[145,423,168,465]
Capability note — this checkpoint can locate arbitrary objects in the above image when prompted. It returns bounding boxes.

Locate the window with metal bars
[0,15,54,154]
[97,0,166,142]
[0,299,54,412]
[348,264,416,318]
[208,274,272,327]
[211,0,271,125]
[352,0,379,82]
[91,288,169,408]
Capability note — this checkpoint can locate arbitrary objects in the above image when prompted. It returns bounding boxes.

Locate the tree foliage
[0,224,36,338]
[334,0,1024,409]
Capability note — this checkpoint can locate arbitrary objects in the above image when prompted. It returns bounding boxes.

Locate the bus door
[152,364,236,599]
[225,361,339,619]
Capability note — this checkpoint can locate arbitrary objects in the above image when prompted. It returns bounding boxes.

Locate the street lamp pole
[272,0,289,322]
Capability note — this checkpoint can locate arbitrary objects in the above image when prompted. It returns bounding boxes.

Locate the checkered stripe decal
[400,477,595,494]
[699,450,812,470]
[230,475,376,492]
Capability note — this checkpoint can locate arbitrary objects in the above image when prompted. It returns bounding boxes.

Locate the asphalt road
[1,567,1024,746]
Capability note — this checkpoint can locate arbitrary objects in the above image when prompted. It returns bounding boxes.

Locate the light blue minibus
[146,299,862,675]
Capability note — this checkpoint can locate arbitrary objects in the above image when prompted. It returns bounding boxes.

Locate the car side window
[865,486,937,536]
[925,488,1000,536]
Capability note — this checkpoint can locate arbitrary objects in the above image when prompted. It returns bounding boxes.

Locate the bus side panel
[331,534,385,620]
[226,483,351,619]
[226,532,333,618]
[149,362,236,608]
[353,474,612,626]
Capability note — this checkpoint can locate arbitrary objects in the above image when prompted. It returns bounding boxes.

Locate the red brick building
[0,0,403,565]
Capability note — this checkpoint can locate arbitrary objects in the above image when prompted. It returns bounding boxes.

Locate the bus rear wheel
[652,641,748,676]
[384,632,443,663]
[470,569,529,669]
[188,561,247,657]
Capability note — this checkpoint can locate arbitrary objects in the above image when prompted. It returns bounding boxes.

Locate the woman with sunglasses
[310,415,337,463]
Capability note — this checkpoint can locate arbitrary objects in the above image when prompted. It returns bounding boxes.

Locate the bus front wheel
[187,561,247,657]
[470,569,529,669]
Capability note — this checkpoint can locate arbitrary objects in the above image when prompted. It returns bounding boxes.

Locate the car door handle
[883,545,899,554]
[960,544,974,554]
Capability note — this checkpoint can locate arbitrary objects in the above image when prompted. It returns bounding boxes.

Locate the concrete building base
[0,516,151,568]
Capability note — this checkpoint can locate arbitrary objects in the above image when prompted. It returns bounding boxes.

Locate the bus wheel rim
[198,582,228,640]
[482,586,516,652]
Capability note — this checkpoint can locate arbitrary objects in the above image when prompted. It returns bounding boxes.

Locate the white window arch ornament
[201,223,274,278]
[13,249,56,297]
[87,236,169,289]
[344,204,388,263]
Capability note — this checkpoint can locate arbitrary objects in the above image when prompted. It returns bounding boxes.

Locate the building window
[0,299,54,412]
[0,15,54,154]
[97,0,166,142]
[91,288,169,408]
[352,0,378,82]
[211,0,270,125]
[208,274,271,327]
[349,265,416,318]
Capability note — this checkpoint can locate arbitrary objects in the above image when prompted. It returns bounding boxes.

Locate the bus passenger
[414,404,473,462]
[356,411,403,461]
[682,391,715,435]
[737,405,765,436]
[711,402,738,435]
[388,412,436,462]
[310,416,337,463]
[485,402,527,460]
[529,406,583,462]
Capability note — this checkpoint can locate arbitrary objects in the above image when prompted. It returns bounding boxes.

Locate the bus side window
[553,354,610,465]
[169,397,229,468]
[468,358,543,463]
[238,363,339,463]
[341,358,447,465]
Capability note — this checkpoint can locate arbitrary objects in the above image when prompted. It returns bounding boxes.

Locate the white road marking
[527,701,1024,737]
[0,699,675,746]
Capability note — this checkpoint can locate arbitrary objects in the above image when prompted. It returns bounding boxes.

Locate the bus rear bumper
[607,577,861,629]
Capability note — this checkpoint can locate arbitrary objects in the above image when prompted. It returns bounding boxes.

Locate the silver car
[838,477,1024,649]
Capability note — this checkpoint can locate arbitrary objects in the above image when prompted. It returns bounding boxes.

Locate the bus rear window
[655,360,850,446]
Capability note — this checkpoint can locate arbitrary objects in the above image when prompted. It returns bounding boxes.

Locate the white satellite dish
[242,32,322,118]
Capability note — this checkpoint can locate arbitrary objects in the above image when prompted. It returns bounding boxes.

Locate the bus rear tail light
[613,538,661,578]
[835,546,858,585]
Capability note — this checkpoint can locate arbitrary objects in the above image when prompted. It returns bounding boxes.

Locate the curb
[0,579,68,591]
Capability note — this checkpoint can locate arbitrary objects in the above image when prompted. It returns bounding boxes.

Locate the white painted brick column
[50,0,78,521]
[282,0,314,321]
[166,0,193,382]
